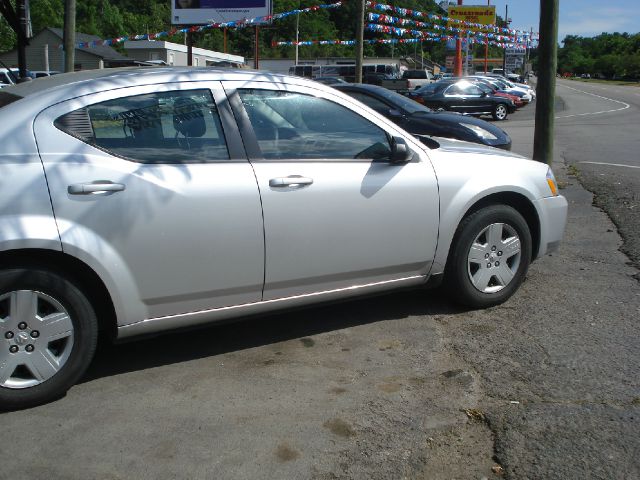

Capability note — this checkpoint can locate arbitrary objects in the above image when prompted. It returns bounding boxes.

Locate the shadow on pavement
[81,288,467,383]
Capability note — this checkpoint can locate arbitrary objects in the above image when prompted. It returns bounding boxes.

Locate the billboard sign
[447,5,496,30]
[505,49,526,71]
[505,48,526,57]
[172,0,272,26]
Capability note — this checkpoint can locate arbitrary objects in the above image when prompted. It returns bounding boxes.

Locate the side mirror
[481,92,488,97]
[390,136,414,164]
[388,108,403,117]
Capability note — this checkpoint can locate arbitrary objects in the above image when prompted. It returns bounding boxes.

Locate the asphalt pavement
[554,79,640,276]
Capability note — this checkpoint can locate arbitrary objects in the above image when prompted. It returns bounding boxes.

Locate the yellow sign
[447,5,496,29]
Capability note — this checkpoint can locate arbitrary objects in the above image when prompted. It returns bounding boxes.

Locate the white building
[123,40,245,68]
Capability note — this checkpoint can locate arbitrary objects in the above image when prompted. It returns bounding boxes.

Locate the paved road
[1,82,639,480]
[554,79,640,275]
[508,78,640,275]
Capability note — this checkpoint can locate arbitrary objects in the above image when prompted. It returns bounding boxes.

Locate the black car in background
[334,83,512,150]
[408,80,516,120]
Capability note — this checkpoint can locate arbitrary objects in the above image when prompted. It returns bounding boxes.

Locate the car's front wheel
[0,269,98,409]
[445,205,532,308]
[492,103,509,120]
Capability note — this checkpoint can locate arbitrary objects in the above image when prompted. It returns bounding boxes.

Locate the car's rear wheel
[0,269,98,410]
[444,205,532,308]
[492,103,508,120]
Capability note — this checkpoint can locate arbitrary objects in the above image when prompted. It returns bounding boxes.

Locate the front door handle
[68,181,126,195]
[269,176,314,188]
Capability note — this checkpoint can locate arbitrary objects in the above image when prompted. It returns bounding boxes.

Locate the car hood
[417,134,526,159]
[411,111,507,135]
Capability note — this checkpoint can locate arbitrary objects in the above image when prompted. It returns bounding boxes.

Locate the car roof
[4,66,288,95]
[0,66,327,113]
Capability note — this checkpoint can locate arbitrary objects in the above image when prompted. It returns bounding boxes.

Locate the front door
[223,81,440,300]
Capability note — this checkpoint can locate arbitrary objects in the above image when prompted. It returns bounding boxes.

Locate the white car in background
[0,68,17,87]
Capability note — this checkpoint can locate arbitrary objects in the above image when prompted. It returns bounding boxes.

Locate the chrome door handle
[68,182,126,195]
[269,176,314,188]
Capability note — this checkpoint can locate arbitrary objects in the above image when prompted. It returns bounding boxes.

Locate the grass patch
[567,164,580,177]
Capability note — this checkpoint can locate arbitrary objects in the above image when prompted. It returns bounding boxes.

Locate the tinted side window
[461,84,484,95]
[445,85,464,95]
[55,89,229,163]
[238,89,391,161]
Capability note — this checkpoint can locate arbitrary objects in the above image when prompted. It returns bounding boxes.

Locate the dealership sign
[172,0,272,26]
[447,5,496,30]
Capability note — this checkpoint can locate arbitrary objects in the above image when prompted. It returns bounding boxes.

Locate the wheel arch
[432,190,541,277]
[0,249,117,341]
[456,192,541,260]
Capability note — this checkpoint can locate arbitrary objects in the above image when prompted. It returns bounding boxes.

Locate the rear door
[459,83,495,113]
[34,82,264,324]
[442,84,468,112]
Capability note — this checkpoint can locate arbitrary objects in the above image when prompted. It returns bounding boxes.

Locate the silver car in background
[0,68,568,408]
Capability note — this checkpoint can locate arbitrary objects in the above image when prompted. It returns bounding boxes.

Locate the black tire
[0,269,98,410]
[492,103,508,121]
[444,205,532,308]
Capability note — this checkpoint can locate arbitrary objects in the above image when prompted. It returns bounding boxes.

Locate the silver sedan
[0,67,567,408]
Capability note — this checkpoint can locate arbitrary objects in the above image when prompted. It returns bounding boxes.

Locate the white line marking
[578,161,640,169]
[555,84,630,118]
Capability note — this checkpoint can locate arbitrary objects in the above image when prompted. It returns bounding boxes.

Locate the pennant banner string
[274,35,527,50]
[69,1,343,49]
[368,13,533,44]
[367,2,538,38]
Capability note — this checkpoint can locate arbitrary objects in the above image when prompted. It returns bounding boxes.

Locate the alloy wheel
[0,290,75,389]
[466,222,521,293]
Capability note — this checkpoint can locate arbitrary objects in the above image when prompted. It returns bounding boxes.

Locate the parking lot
[3,174,637,480]
[1,82,639,479]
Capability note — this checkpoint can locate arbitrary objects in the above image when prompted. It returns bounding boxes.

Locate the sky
[477,1,640,42]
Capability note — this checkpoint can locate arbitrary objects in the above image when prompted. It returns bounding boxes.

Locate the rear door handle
[68,182,126,195]
[269,176,314,188]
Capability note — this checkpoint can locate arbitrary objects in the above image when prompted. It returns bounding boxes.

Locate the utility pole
[502,3,508,74]
[295,7,299,66]
[254,26,260,70]
[63,0,75,72]
[16,0,27,78]
[355,0,364,83]
[533,0,559,164]
[484,0,490,74]
[454,0,463,77]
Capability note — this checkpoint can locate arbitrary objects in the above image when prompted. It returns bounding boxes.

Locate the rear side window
[55,89,229,163]
[0,91,22,109]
